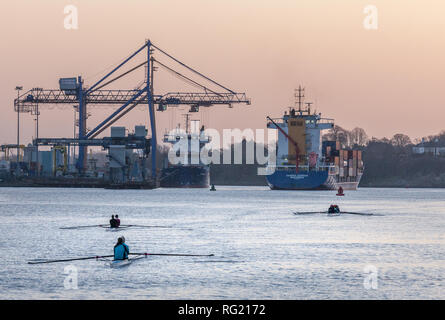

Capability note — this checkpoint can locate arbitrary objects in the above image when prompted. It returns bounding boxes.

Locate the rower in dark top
[115,215,121,227]
[328,205,340,214]
[110,215,118,228]
[114,236,129,260]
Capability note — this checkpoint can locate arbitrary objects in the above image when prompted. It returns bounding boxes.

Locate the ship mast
[294,85,305,113]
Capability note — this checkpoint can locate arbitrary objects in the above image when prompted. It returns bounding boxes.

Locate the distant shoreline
[0,182,444,189]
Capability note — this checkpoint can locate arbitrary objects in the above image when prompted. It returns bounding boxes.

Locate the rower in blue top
[114,236,129,260]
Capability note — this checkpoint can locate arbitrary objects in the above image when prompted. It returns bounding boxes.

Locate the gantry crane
[14,40,250,179]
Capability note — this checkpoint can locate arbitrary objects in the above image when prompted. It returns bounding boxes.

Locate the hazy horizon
[1,0,444,146]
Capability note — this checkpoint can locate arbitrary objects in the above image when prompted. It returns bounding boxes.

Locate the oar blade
[130,253,215,257]
[124,225,174,229]
[28,255,114,264]
[341,211,382,216]
[293,211,324,215]
[60,224,107,230]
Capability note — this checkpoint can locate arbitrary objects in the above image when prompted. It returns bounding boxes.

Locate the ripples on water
[0,187,443,299]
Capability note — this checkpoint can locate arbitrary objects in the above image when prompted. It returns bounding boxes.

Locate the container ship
[265,86,363,190]
[160,117,210,188]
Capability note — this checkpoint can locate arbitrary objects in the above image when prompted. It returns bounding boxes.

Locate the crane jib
[267,116,300,173]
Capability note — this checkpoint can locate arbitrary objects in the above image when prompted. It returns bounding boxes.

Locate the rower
[210,184,216,191]
[115,215,121,227]
[114,236,129,260]
[110,215,118,228]
[328,205,341,214]
[333,205,340,213]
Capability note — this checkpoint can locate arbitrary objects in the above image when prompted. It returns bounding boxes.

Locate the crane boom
[267,116,300,173]
[15,89,249,106]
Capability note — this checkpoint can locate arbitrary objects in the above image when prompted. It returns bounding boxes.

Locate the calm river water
[0,187,443,299]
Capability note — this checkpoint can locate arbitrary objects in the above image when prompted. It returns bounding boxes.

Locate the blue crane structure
[14,40,250,179]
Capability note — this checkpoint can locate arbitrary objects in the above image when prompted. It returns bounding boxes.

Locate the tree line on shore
[150,126,445,187]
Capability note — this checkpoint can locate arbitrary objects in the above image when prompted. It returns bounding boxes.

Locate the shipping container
[322,140,340,155]
[349,167,354,176]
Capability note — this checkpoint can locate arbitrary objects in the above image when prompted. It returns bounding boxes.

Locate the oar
[341,212,383,216]
[293,211,324,215]
[60,224,108,230]
[124,225,194,231]
[98,225,174,229]
[28,255,114,264]
[123,225,174,229]
[29,252,215,264]
[293,211,382,216]
[99,225,131,229]
[130,253,214,257]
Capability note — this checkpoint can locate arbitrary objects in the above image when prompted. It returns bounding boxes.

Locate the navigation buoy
[336,186,344,196]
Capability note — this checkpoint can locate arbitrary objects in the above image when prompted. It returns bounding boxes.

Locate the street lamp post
[15,86,23,177]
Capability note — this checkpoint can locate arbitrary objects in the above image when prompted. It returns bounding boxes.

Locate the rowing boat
[109,255,145,268]
[104,226,130,232]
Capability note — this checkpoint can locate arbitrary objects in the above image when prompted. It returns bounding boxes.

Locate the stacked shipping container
[322,141,363,181]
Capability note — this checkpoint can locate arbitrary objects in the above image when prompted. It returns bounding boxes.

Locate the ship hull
[160,165,210,188]
[266,169,362,190]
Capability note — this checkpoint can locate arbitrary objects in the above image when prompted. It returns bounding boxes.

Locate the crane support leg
[147,40,157,179]
[77,76,87,172]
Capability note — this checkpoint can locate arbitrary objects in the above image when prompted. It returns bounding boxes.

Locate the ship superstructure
[160,115,210,188]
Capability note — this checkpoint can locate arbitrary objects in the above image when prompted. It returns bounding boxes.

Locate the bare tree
[350,127,368,146]
[323,125,350,147]
[391,133,412,147]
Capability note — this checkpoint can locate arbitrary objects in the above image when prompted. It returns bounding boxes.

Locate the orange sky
[1,0,444,146]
